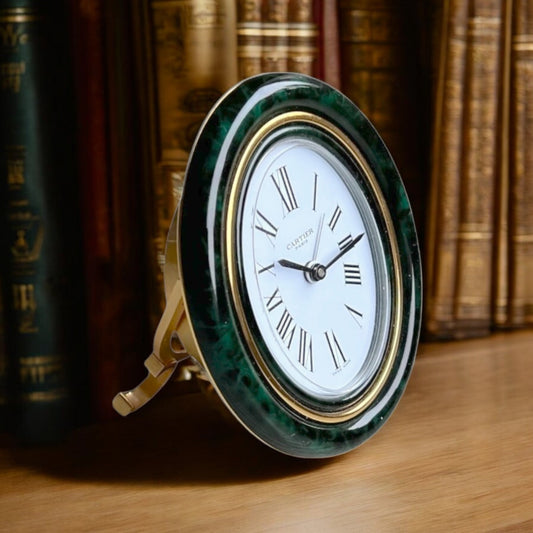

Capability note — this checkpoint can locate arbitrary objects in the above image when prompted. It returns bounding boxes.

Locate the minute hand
[324,233,365,270]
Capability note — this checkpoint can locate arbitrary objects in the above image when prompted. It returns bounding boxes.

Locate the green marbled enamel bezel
[178,73,421,458]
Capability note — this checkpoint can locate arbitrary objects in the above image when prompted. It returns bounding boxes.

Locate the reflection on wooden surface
[1,330,533,531]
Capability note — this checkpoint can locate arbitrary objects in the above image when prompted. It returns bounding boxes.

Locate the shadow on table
[5,391,333,487]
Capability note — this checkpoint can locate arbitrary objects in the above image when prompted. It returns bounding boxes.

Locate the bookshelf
[1,330,533,531]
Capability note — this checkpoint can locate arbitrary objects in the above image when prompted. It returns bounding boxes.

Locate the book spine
[237,0,263,78]
[0,0,87,442]
[424,0,469,339]
[317,0,341,87]
[339,0,399,136]
[493,0,513,328]
[287,0,319,76]
[262,0,290,71]
[69,0,150,421]
[508,0,533,326]
[453,0,503,337]
[0,284,6,431]
[338,0,425,268]
[134,0,238,327]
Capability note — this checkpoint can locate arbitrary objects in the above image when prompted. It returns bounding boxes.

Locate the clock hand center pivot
[277,259,327,282]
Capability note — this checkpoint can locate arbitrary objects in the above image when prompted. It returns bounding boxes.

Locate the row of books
[424,0,533,339]
[1,0,532,443]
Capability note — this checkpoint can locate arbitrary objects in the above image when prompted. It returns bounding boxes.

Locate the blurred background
[1,0,532,443]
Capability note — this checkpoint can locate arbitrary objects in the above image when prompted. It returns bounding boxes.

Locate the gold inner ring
[225,111,403,424]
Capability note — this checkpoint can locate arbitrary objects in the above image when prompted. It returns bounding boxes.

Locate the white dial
[239,136,391,402]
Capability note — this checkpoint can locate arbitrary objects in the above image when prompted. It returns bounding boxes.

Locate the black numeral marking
[255,210,278,239]
[265,288,283,312]
[313,173,318,211]
[338,234,352,252]
[328,205,342,231]
[344,263,362,285]
[271,166,298,213]
[325,330,347,370]
[277,309,296,348]
[298,328,313,371]
[257,263,275,275]
[345,304,363,327]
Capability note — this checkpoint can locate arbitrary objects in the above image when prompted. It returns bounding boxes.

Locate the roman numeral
[271,165,298,213]
[265,288,282,312]
[324,330,347,370]
[313,173,318,211]
[345,304,363,327]
[298,328,313,371]
[328,205,342,231]
[344,263,362,285]
[276,309,296,348]
[255,210,278,239]
[338,234,352,252]
[257,262,275,275]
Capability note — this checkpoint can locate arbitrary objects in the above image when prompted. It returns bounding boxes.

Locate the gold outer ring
[225,111,403,424]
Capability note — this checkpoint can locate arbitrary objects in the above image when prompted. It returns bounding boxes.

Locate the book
[493,0,513,328]
[0,0,88,442]
[237,0,263,77]
[507,0,533,327]
[317,0,341,88]
[237,0,319,80]
[131,0,239,328]
[453,0,504,337]
[338,0,426,253]
[262,0,290,71]
[69,0,150,420]
[0,285,6,431]
[287,0,319,76]
[424,0,470,339]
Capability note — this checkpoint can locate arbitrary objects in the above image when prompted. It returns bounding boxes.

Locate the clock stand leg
[112,278,191,416]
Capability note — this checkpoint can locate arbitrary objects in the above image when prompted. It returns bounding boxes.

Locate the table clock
[113,73,422,458]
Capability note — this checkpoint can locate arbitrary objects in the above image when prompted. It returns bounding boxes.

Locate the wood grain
[1,330,533,532]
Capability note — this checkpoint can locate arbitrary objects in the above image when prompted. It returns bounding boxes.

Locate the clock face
[238,135,391,407]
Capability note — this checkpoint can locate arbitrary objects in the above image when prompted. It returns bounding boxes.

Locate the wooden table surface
[1,330,533,532]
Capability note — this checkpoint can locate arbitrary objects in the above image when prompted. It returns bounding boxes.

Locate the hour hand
[278,259,314,273]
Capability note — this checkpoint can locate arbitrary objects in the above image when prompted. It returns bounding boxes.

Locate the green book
[0,285,6,432]
[0,0,88,443]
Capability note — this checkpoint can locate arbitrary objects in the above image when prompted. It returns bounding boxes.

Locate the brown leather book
[287,0,319,76]
[338,0,426,285]
[317,0,341,87]
[262,0,290,71]
[493,0,513,328]
[424,0,470,339]
[453,0,504,337]
[508,0,533,327]
[237,0,264,78]
[131,0,239,328]
[70,0,150,420]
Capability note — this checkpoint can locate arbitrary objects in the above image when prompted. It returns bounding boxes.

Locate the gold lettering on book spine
[12,283,37,334]
[19,355,67,402]
[0,11,33,94]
